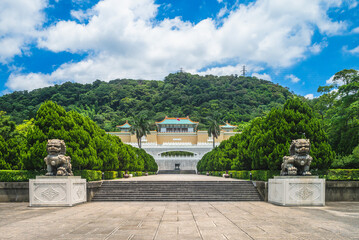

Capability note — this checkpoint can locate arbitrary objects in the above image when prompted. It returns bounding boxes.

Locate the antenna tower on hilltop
[241,65,246,77]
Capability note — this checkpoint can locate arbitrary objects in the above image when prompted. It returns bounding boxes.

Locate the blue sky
[0,0,358,99]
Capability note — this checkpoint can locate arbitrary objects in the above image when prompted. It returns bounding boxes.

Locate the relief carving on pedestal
[288,183,320,201]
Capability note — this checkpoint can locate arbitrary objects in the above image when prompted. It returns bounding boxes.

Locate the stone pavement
[0,201,358,240]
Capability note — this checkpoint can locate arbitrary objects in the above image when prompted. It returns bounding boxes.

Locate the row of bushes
[105,171,156,179]
[0,170,46,182]
[201,170,280,181]
[200,169,359,181]
[0,170,157,182]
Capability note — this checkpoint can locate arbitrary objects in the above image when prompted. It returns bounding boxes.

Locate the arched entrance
[139,144,214,172]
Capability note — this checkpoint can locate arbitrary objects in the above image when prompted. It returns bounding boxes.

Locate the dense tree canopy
[0,73,292,131]
[197,98,335,172]
[0,101,157,172]
[312,69,359,155]
[0,112,25,170]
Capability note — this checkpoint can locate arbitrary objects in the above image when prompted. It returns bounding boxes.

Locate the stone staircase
[157,170,196,174]
[91,181,262,201]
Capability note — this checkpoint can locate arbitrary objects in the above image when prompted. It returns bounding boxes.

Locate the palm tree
[207,117,221,149]
[130,115,151,149]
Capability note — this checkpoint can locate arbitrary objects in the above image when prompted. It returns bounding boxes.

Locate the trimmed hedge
[201,169,359,181]
[104,171,118,180]
[0,170,45,182]
[0,170,158,182]
[251,170,280,181]
[73,170,102,181]
[326,169,359,181]
[118,171,125,178]
[117,171,156,178]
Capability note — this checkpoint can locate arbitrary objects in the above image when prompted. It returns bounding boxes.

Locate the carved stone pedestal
[268,176,325,206]
[29,176,86,207]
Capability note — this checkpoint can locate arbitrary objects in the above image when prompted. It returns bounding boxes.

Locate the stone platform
[0,201,358,239]
[268,176,325,206]
[29,176,86,207]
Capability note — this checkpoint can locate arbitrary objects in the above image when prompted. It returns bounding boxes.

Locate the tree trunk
[138,138,141,149]
[213,135,215,149]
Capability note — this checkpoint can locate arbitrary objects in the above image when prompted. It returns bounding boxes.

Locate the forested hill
[0,72,293,130]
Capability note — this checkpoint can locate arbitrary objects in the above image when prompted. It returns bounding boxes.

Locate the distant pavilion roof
[220,122,237,129]
[156,116,199,125]
[116,120,131,129]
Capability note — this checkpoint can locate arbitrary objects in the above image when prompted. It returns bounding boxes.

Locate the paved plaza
[112,174,244,181]
[0,201,358,240]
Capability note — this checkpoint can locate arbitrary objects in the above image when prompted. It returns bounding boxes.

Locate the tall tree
[130,115,151,149]
[197,98,335,172]
[207,116,221,149]
[0,112,25,170]
[23,101,157,171]
[315,69,359,155]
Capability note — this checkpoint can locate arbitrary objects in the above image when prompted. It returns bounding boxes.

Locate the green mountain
[0,72,293,130]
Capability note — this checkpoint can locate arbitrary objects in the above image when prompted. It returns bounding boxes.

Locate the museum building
[110,116,238,145]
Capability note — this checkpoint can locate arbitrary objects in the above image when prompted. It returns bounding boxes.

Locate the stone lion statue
[44,139,73,176]
[280,139,312,176]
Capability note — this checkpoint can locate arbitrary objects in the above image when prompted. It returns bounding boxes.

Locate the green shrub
[73,170,102,181]
[118,171,125,178]
[237,170,250,179]
[250,170,267,181]
[326,169,359,181]
[136,171,142,177]
[331,155,359,169]
[0,170,45,182]
[250,170,280,181]
[104,171,118,180]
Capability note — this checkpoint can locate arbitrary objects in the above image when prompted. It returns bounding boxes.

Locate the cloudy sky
[0,0,358,98]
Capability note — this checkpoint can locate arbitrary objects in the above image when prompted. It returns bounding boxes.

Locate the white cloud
[251,73,272,81]
[326,75,335,85]
[217,7,228,18]
[343,45,359,55]
[0,0,46,63]
[326,70,359,86]
[352,27,359,33]
[5,0,350,90]
[7,72,52,91]
[285,74,300,83]
[348,0,358,8]
[304,94,314,99]
[195,64,263,77]
[309,41,328,54]
[347,46,359,54]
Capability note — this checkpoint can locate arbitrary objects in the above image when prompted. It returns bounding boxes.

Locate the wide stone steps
[92,181,262,201]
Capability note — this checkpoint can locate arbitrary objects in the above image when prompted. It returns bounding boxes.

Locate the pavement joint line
[86,227,99,235]
[190,202,204,240]
[128,233,135,240]
[222,233,229,240]
[104,201,144,240]
[152,203,166,240]
[65,221,91,237]
[257,226,266,233]
[104,224,122,240]
[209,202,254,240]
